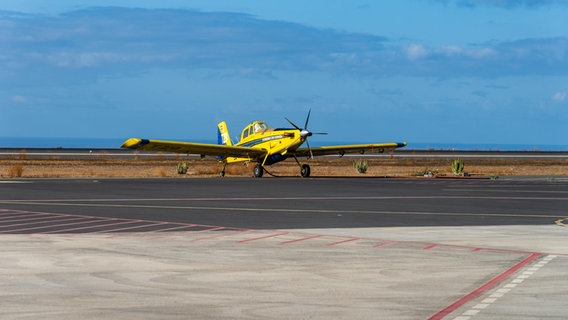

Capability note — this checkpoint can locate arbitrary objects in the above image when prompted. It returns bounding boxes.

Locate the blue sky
[1,0,567,148]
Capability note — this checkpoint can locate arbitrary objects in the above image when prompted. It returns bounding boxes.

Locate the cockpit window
[242,122,269,140]
[253,122,268,132]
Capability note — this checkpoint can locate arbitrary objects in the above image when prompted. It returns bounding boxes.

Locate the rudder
[217,121,232,146]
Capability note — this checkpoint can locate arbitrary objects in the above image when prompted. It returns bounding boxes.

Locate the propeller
[285,109,327,159]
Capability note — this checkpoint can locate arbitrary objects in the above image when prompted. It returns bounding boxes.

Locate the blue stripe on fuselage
[238,134,286,148]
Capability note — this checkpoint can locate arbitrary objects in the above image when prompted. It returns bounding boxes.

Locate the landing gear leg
[220,162,227,177]
[253,163,264,178]
[292,155,311,178]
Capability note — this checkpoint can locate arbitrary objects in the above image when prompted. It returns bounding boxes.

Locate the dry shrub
[226,164,251,176]
[156,167,169,177]
[7,165,24,178]
[191,163,219,175]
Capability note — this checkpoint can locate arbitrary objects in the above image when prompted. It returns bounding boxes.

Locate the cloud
[552,91,566,102]
[1,7,567,86]
[403,44,429,60]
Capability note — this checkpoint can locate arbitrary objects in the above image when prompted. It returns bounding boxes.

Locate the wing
[293,142,407,157]
[121,138,267,159]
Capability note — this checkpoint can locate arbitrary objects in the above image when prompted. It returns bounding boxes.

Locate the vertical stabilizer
[217,121,232,146]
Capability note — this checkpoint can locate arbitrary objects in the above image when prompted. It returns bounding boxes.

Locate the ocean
[0,137,566,151]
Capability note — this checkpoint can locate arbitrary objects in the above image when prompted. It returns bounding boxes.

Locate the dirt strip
[2,156,568,178]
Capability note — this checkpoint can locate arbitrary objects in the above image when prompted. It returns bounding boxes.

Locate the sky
[1,0,567,148]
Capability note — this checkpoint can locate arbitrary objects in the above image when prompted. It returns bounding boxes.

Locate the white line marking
[463,310,480,316]
[489,292,505,298]
[0,181,31,184]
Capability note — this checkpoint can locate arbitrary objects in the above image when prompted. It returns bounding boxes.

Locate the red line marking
[101,222,167,234]
[148,226,225,240]
[191,229,252,242]
[326,238,359,246]
[0,214,69,224]
[238,232,289,243]
[0,211,31,216]
[0,213,44,220]
[44,220,138,234]
[281,234,323,245]
[0,217,94,233]
[107,224,198,239]
[427,252,541,320]
[373,240,397,248]
[423,244,438,250]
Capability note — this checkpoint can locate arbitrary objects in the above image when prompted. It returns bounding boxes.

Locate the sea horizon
[0,137,567,152]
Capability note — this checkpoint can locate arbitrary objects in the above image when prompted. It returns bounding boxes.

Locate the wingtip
[121,138,147,149]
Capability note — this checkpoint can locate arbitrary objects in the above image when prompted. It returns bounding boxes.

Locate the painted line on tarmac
[238,231,290,243]
[326,237,360,246]
[451,255,558,320]
[280,234,323,244]
[107,224,200,238]
[428,252,542,320]
[148,226,226,240]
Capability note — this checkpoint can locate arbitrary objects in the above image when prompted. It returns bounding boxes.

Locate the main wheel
[300,164,311,178]
[253,164,264,178]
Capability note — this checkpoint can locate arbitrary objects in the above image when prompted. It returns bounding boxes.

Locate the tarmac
[0,177,567,319]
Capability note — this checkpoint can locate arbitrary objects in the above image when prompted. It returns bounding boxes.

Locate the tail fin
[217,121,232,146]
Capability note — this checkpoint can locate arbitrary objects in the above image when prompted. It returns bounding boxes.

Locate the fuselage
[226,121,305,165]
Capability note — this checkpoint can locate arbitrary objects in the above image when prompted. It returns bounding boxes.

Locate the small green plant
[353,159,368,174]
[451,159,465,175]
[176,162,188,174]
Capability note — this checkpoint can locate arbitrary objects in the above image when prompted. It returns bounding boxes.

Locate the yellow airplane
[121,110,407,178]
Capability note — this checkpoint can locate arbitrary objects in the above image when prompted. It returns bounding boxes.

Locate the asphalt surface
[0,177,566,230]
[1,177,567,319]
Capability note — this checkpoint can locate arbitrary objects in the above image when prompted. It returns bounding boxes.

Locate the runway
[1,177,567,319]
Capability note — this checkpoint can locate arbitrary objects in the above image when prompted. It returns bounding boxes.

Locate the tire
[301,164,310,178]
[253,164,264,178]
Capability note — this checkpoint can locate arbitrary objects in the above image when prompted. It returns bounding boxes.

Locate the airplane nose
[300,130,312,138]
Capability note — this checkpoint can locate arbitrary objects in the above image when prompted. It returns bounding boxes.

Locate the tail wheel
[300,164,311,178]
[253,164,264,178]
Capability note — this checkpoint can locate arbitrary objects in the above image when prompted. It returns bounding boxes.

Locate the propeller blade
[305,138,314,159]
[311,132,328,135]
[285,117,301,130]
[304,108,311,130]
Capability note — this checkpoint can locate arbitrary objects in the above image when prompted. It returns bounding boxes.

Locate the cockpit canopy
[241,121,269,140]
